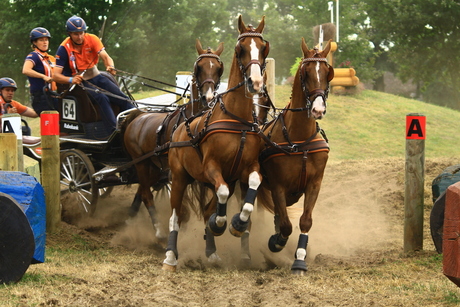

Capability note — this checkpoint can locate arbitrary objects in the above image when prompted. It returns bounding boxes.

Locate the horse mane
[119,109,143,154]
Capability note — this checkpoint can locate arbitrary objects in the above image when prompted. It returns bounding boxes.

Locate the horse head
[235,15,269,94]
[194,39,224,106]
[299,38,334,120]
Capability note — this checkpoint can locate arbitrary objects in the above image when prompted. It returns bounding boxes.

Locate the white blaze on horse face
[253,94,260,118]
[311,96,326,119]
[315,62,321,83]
[205,87,214,103]
[248,39,263,92]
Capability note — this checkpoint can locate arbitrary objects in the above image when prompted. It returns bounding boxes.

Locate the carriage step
[93,163,129,183]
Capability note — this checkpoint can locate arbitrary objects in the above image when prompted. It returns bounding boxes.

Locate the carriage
[21,38,225,222]
[22,71,186,218]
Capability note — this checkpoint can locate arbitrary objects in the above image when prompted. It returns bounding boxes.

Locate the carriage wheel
[0,193,35,284]
[60,149,98,218]
[430,190,446,254]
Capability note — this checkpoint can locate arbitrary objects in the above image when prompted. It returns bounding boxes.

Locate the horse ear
[255,16,265,33]
[238,15,247,33]
[196,39,205,55]
[215,42,224,56]
[301,37,309,56]
[327,65,335,82]
[322,39,332,57]
[263,40,270,58]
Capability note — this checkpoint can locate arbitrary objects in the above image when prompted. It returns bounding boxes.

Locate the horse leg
[229,171,261,237]
[132,162,166,240]
[205,167,230,237]
[128,190,142,218]
[268,189,292,252]
[202,193,222,263]
[162,167,189,271]
[291,175,324,275]
[238,181,252,267]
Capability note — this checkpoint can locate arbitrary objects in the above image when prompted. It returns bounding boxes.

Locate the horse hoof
[239,256,252,269]
[162,263,177,272]
[268,233,288,252]
[208,213,227,236]
[291,259,308,275]
[229,223,244,237]
[207,253,222,264]
[229,213,249,237]
[291,269,307,276]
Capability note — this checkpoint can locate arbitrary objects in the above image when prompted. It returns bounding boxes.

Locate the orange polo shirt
[55,33,105,75]
[0,96,28,116]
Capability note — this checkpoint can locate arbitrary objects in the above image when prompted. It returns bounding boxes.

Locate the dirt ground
[7,157,460,306]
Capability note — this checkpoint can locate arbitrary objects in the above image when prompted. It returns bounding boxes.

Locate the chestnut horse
[121,39,224,239]
[257,38,334,274]
[162,15,269,271]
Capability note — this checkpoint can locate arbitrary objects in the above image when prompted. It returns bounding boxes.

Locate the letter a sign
[406,115,426,140]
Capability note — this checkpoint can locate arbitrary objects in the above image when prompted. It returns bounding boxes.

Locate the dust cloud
[68,158,403,270]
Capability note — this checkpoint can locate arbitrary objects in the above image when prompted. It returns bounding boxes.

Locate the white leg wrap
[207,253,222,263]
[216,216,227,227]
[295,248,307,261]
[169,209,179,232]
[154,223,166,239]
[240,203,253,222]
[163,250,178,266]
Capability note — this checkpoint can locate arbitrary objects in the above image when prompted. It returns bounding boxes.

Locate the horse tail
[185,181,214,220]
[256,185,275,214]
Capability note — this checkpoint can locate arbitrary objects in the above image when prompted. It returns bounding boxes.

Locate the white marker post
[1,113,23,171]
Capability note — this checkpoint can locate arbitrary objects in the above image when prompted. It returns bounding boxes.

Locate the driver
[53,15,134,134]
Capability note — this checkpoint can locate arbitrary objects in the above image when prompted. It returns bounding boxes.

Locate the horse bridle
[193,52,224,92]
[235,31,269,81]
[296,53,333,114]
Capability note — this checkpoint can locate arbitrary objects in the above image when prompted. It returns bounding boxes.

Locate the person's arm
[99,50,116,75]
[22,59,53,83]
[53,66,82,85]
[53,46,83,85]
[20,107,38,118]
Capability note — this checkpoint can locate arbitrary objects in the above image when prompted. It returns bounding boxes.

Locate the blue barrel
[0,171,46,263]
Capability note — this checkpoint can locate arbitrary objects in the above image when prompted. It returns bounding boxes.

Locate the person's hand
[106,66,116,76]
[6,106,18,114]
[73,75,84,84]
[43,76,53,83]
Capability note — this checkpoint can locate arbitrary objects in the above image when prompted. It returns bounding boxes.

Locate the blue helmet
[66,16,87,32]
[29,27,51,43]
[0,78,17,90]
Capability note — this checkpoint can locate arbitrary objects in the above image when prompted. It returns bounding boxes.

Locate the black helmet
[0,78,17,90]
[66,16,87,32]
[30,27,51,43]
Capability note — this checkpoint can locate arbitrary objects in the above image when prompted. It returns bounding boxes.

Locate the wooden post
[40,111,60,232]
[404,113,426,252]
[266,58,275,105]
[0,134,17,171]
[1,114,23,171]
